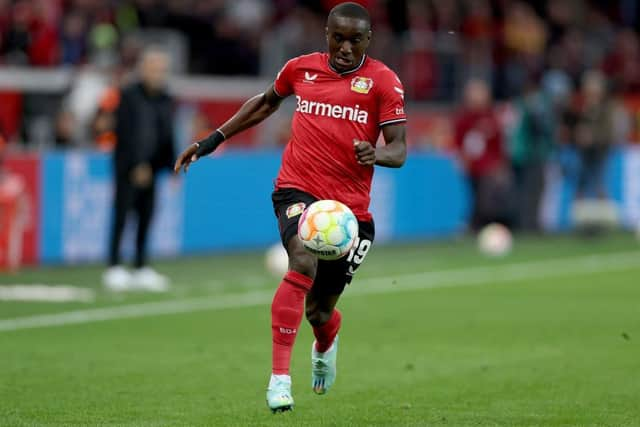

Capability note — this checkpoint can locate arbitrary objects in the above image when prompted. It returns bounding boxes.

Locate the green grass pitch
[1,234,639,426]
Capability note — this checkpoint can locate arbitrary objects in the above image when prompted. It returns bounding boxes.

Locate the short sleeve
[273,58,297,98]
[378,71,407,127]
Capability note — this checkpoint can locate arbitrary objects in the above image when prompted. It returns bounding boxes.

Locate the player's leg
[108,177,130,267]
[271,236,316,377]
[131,181,169,291]
[134,184,154,269]
[307,221,375,394]
[267,188,317,412]
[104,177,133,290]
[306,278,342,395]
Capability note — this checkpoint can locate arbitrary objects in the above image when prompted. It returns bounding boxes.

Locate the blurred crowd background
[1,0,639,239]
[1,0,640,94]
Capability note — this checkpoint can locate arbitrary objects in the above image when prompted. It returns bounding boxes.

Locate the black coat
[114,82,176,180]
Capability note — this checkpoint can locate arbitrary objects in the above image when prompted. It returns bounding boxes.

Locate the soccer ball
[265,243,288,278]
[297,200,358,260]
[477,223,513,257]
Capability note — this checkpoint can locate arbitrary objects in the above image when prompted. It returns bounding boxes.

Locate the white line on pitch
[0,251,638,333]
[0,284,95,303]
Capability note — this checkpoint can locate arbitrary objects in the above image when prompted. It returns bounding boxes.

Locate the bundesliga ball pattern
[297,200,358,260]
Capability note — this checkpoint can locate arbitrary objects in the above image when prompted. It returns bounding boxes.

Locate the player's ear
[363,30,372,49]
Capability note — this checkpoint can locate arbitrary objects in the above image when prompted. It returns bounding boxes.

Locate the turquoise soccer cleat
[311,335,338,394]
[266,375,294,413]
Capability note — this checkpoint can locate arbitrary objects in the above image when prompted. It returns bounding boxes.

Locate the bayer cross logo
[350,76,374,94]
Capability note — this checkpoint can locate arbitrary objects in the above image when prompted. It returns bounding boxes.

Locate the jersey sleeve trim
[379,118,407,127]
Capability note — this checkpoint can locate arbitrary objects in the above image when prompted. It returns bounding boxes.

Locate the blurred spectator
[260,5,325,77]
[431,0,462,101]
[104,47,175,292]
[570,70,617,199]
[509,79,561,231]
[602,29,640,93]
[460,0,495,86]
[400,0,437,100]
[453,78,511,228]
[557,28,587,87]
[63,68,113,145]
[88,22,119,68]
[54,109,75,146]
[60,11,87,65]
[3,0,59,66]
[93,86,120,152]
[2,0,34,65]
[500,1,547,97]
[583,7,614,69]
[545,0,575,45]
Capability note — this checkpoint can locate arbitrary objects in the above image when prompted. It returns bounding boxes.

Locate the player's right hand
[354,139,376,166]
[174,143,199,174]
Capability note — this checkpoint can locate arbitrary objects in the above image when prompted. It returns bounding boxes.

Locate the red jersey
[273,52,407,221]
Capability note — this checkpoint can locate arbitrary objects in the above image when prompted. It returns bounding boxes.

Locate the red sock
[271,270,313,375]
[313,309,342,353]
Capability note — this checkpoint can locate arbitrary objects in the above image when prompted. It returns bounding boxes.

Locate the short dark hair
[328,2,371,30]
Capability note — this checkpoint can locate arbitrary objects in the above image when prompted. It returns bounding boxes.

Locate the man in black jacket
[103,48,175,291]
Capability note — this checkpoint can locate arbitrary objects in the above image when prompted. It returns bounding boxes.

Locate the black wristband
[194,129,226,157]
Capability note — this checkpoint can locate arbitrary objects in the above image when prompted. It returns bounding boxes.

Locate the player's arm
[174,85,284,173]
[376,124,407,167]
[218,85,284,140]
[354,123,407,168]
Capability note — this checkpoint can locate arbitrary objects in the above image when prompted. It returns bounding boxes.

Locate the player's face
[326,16,371,72]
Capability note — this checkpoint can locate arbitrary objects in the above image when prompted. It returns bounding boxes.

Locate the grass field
[1,234,639,426]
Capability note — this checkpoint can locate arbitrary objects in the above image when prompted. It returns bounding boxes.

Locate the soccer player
[174,2,406,412]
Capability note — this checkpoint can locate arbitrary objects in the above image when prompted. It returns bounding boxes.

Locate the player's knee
[287,245,317,278]
[305,306,331,326]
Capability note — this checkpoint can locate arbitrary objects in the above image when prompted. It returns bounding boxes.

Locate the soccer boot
[102,265,132,292]
[130,267,170,292]
[311,335,338,394]
[266,375,294,413]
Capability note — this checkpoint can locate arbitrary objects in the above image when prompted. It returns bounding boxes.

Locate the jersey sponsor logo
[295,96,369,124]
[304,72,318,82]
[351,76,374,94]
[286,202,306,218]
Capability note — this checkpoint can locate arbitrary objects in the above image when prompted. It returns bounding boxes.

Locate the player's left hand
[354,139,376,166]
